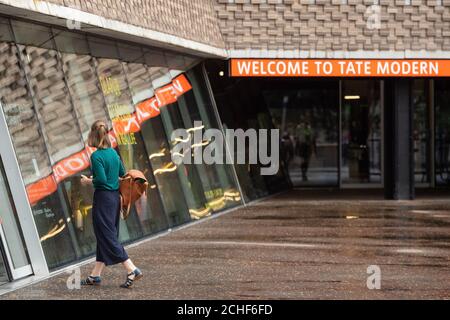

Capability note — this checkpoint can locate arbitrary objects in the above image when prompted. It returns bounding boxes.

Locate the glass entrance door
[413,80,433,186]
[341,80,382,186]
[0,156,32,283]
[265,80,339,187]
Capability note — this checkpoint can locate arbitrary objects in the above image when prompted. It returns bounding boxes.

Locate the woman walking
[80,120,142,289]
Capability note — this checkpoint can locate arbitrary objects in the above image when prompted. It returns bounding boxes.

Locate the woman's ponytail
[87,120,112,149]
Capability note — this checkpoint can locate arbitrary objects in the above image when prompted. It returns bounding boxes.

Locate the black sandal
[81,275,102,286]
[120,268,143,289]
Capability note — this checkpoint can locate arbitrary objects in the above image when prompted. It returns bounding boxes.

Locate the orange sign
[26,74,192,205]
[230,59,450,77]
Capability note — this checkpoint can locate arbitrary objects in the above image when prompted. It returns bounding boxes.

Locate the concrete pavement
[2,189,450,299]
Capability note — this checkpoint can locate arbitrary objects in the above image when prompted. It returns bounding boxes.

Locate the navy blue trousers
[92,190,129,266]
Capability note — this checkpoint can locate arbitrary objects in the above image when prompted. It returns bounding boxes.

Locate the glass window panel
[163,59,235,217]
[61,52,109,140]
[175,68,242,212]
[144,49,172,88]
[413,80,432,184]
[0,43,52,184]
[19,44,88,266]
[145,55,209,218]
[0,41,77,269]
[265,81,339,187]
[60,51,109,256]
[185,66,240,199]
[204,60,290,200]
[118,43,145,64]
[124,62,154,104]
[31,191,78,268]
[240,81,294,192]
[159,98,209,220]
[165,52,197,78]
[11,20,55,49]
[0,157,29,269]
[88,36,119,59]
[53,29,89,54]
[96,58,169,235]
[144,49,167,67]
[341,80,381,184]
[435,79,450,186]
[19,45,84,162]
[124,61,191,226]
[0,17,13,42]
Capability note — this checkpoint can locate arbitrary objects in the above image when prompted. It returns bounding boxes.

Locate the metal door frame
[0,227,32,279]
[0,103,49,280]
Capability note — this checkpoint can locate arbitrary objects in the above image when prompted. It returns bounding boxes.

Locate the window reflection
[0,16,246,270]
[1,41,77,268]
[20,44,85,162]
[11,20,55,49]
[59,37,108,257]
[204,60,290,200]
[96,57,169,235]
[159,98,210,219]
[19,42,89,266]
[179,68,242,212]
[0,42,52,185]
[123,61,191,226]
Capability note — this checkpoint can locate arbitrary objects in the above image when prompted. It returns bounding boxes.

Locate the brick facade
[0,0,227,50]
[1,1,450,56]
[213,0,450,53]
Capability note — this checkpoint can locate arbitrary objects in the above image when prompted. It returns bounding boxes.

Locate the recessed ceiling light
[219,71,224,76]
[344,95,360,100]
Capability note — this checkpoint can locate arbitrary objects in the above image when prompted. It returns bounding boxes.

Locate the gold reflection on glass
[189,207,211,220]
[153,162,177,175]
[149,148,166,160]
[207,196,226,211]
[40,219,66,242]
[191,139,211,149]
[173,136,190,144]
[186,124,204,133]
[224,190,241,202]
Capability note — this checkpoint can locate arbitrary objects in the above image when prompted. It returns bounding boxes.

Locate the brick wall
[213,0,450,52]
[38,0,226,49]
[2,1,450,56]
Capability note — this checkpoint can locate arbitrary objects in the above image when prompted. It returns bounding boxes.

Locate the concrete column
[384,78,415,200]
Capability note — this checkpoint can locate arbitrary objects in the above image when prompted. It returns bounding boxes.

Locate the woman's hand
[80,175,93,186]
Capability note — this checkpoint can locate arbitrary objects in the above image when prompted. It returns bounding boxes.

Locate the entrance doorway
[341,80,382,186]
[264,79,384,188]
[264,80,339,187]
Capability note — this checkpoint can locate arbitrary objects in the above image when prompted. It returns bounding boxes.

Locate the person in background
[281,131,294,174]
[80,120,143,289]
[296,121,316,182]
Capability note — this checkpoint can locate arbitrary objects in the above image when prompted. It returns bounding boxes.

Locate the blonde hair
[87,120,111,149]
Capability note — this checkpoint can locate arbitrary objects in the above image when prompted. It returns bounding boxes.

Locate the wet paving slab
[2,190,450,299]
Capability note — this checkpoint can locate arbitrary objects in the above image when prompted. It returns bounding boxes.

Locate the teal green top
[90,148,125,191]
